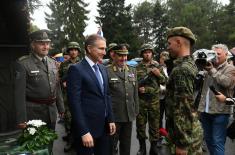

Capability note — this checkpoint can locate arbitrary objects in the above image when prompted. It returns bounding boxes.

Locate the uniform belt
[26,96,56,105]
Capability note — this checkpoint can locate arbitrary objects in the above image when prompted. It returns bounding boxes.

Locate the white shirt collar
[85,55,96,68]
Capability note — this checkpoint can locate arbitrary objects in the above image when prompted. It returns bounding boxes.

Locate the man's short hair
[212,44,229,53]
[85,34,106,53]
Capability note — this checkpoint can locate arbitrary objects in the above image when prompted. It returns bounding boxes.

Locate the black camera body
[193,49,217,68]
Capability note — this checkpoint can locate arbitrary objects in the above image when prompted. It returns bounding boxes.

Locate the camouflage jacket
[59,57,80,82]
[136,60,166,96]
[165,55,202,148]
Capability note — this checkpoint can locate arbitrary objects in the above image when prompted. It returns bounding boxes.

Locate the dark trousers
[75,133,110,155]
[111,122,132,155]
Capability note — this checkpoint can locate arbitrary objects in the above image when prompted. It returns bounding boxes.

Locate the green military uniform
[165,27,202,154]
[136,44,166,155]
[59,41,81,152]
[107,47,139,155]
[19,54,65,129]
[136,60,166,138]
[107,64,139,122]
[18,30,65,130]
[165,56,202,154]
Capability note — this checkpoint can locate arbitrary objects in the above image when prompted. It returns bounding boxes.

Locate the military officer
[165,27,203,155]
[59,41,81,152]
[107,44,139,155]
[18,29,65,130]
[136,44,166,155]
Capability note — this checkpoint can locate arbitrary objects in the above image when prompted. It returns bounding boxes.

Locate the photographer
[197,44,235,155]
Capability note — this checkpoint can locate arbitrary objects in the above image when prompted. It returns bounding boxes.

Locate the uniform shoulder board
[18,55,29,61]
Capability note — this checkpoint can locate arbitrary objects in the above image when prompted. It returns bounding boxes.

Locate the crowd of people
[14,26,235,155]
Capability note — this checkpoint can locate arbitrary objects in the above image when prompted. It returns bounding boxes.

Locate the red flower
[159,128,169,137]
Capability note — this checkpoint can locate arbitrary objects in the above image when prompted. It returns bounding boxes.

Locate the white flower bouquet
[17,120,57,152]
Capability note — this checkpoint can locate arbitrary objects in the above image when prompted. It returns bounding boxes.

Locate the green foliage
[18,124,57,152]
[166,0,222,49]
[132,0,169,57]
[213,0,235,48]
[133,1,154,44]
[27,0,42,14]
[152,1,169,54]
[45,0,88,53]
[96,0,141,58]
[29,23,40,33]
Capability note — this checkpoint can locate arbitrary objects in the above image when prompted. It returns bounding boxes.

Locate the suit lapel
[82,59,103,94]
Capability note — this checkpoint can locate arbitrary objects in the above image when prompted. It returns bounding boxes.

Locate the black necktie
[42,58,47,67]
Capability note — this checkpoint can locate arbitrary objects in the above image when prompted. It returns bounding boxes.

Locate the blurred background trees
[29,0,235,58]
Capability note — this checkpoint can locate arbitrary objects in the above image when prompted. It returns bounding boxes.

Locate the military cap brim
[114,50,129,55]
[107,43,118,52]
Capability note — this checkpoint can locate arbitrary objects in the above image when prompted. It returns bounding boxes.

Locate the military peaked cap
[112,44,129,55]
[107,43,118,52]
[30,29,51,42]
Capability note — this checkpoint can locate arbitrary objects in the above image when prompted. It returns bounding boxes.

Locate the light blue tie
[93,64,104,93]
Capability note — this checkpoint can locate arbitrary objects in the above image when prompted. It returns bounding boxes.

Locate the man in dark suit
[67,34,116,155]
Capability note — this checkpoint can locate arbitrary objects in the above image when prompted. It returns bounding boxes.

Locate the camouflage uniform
[59,42,81,152]
[59,56,80,131]
[136,43,166,155]
[165,56,203,155]
[136,61,166,140]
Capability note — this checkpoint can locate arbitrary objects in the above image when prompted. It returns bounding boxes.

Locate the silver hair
[211,44,229,53]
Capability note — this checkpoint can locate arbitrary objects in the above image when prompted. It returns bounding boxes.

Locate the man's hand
[176,146,188,155]
[109,123,116,135]
[151,68,160,77]
[82,133,94,147]
[215,92,226,103]
[139,87,145,93]
[204,62,213,71]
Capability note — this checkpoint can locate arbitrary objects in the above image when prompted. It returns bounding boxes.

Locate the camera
[193,49,217,68]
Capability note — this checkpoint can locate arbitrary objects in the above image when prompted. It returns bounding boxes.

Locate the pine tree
[166,0,220,49]
[45,0,88,53]
[96,0,141,58]
[133,1,155,45]
[152,1,169,54]
[27,0,42,14]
